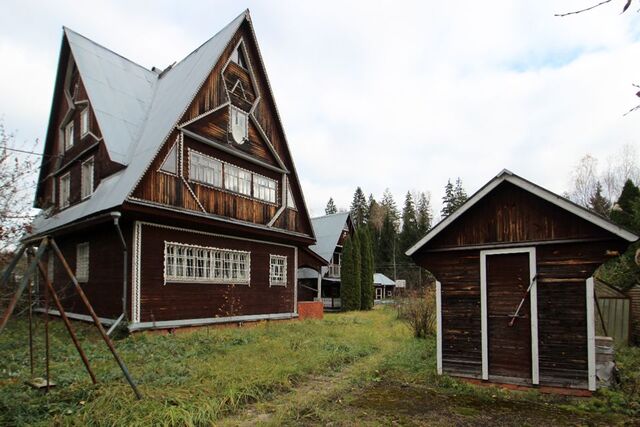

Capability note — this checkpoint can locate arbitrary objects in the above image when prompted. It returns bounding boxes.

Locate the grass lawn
[1,307,639,426]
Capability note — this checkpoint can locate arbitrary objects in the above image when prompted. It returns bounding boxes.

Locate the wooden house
[373,273,395,302]
[406,170,638,391]
[28,10,325,331]
[297,213,353,309]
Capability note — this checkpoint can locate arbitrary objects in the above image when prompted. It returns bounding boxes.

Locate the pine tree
[416,191,432,236]
[350,187,368,228]
[359,227,375,310]
[453,177,468,211]
[325,197,337,215]
[441,179,455,217]
[589,181,611,217]
[381,189,399,228]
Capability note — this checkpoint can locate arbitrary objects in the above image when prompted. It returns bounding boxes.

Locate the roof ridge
[63,26,155,75]
[312,212,350,220]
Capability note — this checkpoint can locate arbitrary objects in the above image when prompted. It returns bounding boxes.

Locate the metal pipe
[28,259,34,378]
[110,212,128,321]
[0,244,27,288]
[49,238,142,399]
[44,275,50,393]
[35,259,97,384]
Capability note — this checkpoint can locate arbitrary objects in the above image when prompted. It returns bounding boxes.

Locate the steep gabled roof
[406,169,639,256]
[33,11,249,235]
[308,212,351,262]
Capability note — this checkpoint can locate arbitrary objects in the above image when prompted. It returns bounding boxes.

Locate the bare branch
[555,0,617,17]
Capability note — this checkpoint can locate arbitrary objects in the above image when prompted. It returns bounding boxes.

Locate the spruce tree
[453,177,468,211]
[359,227,375,310]
[350,187,368,228]
[381,189,399,227]
[441,179,455,217]
[611,179,640,230]
[325,197,337,215]
[589,181,611,217]
[400,192,419,254]
[378,212,397,279]
[416,191,432,236]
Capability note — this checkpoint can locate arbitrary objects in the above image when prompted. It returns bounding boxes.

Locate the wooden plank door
[486,253,531,380]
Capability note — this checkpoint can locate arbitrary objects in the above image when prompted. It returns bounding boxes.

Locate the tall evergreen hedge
[359,227,374,310]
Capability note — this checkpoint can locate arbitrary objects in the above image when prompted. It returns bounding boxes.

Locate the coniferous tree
[349,232,362,310]
[589,181,611,217]
[441,179,455,217]
[453,177,468,211]
[325,197,337,215]
[378,212,397,279]
[359,227,375,310]
[611,179,640,231]
[381,189,399,228]
[350,187,368,228]
[400,192,419,255]
[340,236,357,311]
[416,191,432,236]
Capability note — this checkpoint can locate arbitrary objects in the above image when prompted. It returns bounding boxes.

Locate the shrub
[395,287,436,338]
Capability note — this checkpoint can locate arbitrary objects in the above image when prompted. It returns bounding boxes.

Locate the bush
[395,287,436,338]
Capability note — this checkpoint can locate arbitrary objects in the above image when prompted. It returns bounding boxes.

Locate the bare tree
[555,0,634,17]
[568,154,599,207]
[0,121,38,253]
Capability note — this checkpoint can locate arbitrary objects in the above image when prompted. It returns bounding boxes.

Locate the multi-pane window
[253,175,277,204]
[189,151,222,187]
[269,255,287,286]
[164,242,250,284]
[224,164,252,196]
[64,121,74,151]
[59,172,71,208]
[81,157,94,200]
[80,108,90,136]
[76,242,89,283]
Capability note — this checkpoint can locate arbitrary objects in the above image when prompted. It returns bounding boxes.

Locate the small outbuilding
[373,273,396,301]
[407,170,638,391]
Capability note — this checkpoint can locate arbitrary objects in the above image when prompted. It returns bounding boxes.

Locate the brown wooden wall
[137,222,296,322]
[131,20,312,238]
[45,222,132,319]
[427,182,612,250]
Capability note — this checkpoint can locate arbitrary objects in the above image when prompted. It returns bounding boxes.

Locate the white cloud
[1,0,639,217]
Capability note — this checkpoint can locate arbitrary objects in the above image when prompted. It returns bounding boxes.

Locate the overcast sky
[1,1,640,219]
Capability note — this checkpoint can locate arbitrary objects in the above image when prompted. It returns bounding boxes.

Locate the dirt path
[220,351,389,426]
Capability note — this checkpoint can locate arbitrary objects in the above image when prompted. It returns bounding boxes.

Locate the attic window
[286,181,296,209]
[80,108,90,137]
[230,106,248,144]
[159,143,179,175]
[230,44,248,68]
[64,121,74,151]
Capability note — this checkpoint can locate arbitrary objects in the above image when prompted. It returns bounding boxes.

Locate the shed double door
[486,253,531,380]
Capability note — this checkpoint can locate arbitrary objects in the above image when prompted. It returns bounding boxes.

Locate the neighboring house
[29,10,324,331]
[407,169,638,392]
[297,213,354,309]
[373,273,395,302]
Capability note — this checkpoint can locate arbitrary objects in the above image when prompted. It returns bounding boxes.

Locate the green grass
[1,307,639,426]
[0,310,401,426]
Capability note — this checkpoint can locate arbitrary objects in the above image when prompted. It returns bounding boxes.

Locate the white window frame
[230,105,249,144]
[81,157,94,200]
[59,172,71,209]
[269,255,287,287]
[80,108,90,137]
[64,121,74,151]
[253,174,277,204]
[164,242,250,285]
[224,163,252,196]
[76,242,89,283]
[189,150,222,188]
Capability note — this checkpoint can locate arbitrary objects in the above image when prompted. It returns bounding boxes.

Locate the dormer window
[64,121,74,151]
[230,106,248,144]
[80,108,90,137]
[230,44,248,68]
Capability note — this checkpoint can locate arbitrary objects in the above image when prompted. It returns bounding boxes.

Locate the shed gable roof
[308,212,351,262]
[406,169,638,256]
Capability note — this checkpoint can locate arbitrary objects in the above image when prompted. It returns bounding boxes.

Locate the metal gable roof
[32,11,248,235]
[406,169,639,256]
[308,212,351,262]
[373,273,395,286]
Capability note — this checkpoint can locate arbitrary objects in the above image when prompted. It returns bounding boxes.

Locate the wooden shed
[406,170,638,391]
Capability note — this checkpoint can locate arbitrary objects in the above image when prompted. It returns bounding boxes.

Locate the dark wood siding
[45,222,132,319]
[427,182,612,250]
[138,222,296,322]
